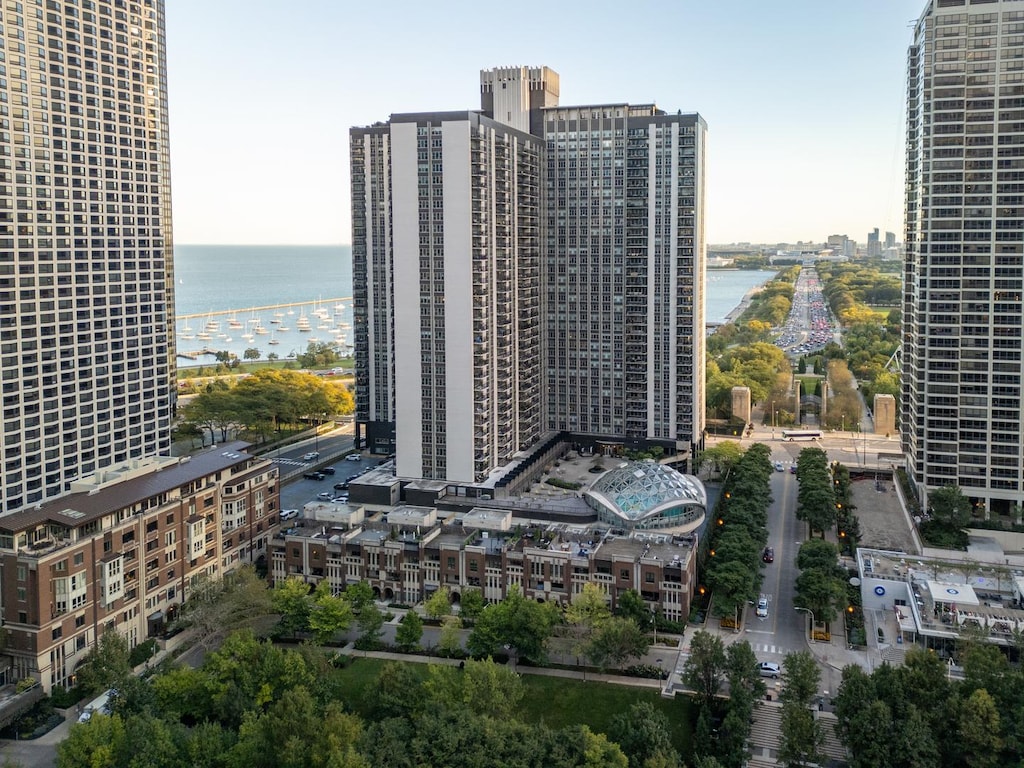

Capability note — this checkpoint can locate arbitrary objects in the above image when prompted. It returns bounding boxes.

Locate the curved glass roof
[585,461,707,522]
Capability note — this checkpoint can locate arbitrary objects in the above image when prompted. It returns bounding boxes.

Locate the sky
[165,0,924,246]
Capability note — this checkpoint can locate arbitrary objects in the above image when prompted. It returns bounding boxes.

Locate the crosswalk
[272,457,310,468]
[750,642,791,657]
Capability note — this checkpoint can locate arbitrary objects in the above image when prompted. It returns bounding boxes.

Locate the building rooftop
[0,442,265,533]
[585,461,706,525]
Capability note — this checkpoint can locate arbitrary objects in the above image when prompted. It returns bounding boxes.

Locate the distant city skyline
[165,1,922,246]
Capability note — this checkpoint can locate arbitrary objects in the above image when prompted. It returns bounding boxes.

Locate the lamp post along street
[795,606,816,642]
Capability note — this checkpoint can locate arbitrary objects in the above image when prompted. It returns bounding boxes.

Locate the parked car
[321,466,336,475]
[756,598,769,618]
[316,492,332,501]
[303,471,325,481]
[333,482,348,491]
[790,465,797,474]
[345,453,362,462]
[762,547,774,563]
[280,509,299,521]
[302,451,320,461]
[758,662,781,679]
[774,461,784,472]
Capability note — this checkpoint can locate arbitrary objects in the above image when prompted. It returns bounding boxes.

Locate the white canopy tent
[926,581,979,606]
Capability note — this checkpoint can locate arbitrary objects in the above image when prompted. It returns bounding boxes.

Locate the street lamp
[795,606,816,642]
[651,607,659,646]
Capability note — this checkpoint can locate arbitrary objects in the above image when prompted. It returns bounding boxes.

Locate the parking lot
[280,453,381,515]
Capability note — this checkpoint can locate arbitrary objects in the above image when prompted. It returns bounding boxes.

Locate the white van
[78,688,115,723]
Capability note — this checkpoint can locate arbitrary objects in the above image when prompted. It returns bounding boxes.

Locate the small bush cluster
[623,664,667,680]
[544,477,582,491]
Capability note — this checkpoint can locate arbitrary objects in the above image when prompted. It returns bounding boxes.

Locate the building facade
[351,112,545,482]
[904,0,1024,517]
[0,443,279,691]
[351,67,706,484]
[270,507,696,623]
[0,0,176,515]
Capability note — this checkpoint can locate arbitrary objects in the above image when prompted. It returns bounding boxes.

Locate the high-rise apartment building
[0,1,175,515]
[904,0,1024,517]
[351,67,706,484]
[867,227,881,257]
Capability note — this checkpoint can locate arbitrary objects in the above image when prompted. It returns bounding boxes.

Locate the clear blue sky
[165,0,923,246]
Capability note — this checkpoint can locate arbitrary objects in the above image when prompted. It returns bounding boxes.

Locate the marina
[175,297,353,364]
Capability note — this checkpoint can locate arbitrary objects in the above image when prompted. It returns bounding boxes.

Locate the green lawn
[332,657,694,754]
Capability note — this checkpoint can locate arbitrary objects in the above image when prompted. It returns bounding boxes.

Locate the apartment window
[620,569,629,580]
[52,626,62,640]
[447,556,456,569]
[75,614,85,628]
[73,552,84,565]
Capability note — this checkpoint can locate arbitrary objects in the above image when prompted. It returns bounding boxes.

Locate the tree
[682,630,726,707]
[606,701,680,768]
[796,539,841,574]
[74,629,131,697]
[306,581,353,645]
[437,615,463,657]
[272,578,312,637]
[423,658,524,720]
[724,640,765,706]
[778,651,824,767]
[394,611,423,652]
[342,580,374,613]
[586,616,649,670]
[564,583,611,665]
[174,566,274,650]
[57,712,128,768]
[928,485,971,530]
[423,586,451,621]
[794,567,846,624]
[615,589,653,630]
[458,588,486,623]
[357,603,385,646]
[466,586,559,664]
[371,662,425,720]
[244,347,261,361]
[956,688,1002,768]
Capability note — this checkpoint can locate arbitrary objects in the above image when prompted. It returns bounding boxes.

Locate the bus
[781,429,823,441]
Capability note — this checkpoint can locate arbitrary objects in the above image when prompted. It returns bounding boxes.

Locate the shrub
[15,677,37,694]
[49,685,86,709]
[545,477,582,491]
[129,638,159,667]
[624,664,667,680]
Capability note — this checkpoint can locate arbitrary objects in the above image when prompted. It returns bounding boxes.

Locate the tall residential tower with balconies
[0,1,175,515]
[352,67,706,485]
[904,0,1024,518]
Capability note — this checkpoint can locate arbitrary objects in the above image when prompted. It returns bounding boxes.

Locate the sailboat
[268,331,280,346]
[296,310,311,332]
[179,320,195,341]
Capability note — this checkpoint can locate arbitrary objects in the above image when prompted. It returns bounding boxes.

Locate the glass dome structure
[583,461,706,533]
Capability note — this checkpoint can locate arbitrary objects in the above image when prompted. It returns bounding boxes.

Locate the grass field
[333,656,695,754]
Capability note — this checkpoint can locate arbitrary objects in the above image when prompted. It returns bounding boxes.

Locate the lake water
[172,245,772,363]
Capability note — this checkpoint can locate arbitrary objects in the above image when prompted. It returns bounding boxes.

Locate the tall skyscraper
[351,67,706,484]
[0,1,175,514]
[904,0,1024,517]
[867,227,881,257]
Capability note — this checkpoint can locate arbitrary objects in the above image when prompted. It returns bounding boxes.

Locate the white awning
[926,581,979,606]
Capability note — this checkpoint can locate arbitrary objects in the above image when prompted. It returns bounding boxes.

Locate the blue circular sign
[946,588,960,596]
[874,586,886,596]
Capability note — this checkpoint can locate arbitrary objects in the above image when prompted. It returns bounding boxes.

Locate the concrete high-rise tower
[904,0,1024,517]
[0,1,175,514]
[351,67,706,484]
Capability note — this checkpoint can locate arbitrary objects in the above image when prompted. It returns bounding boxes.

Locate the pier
[177,297,352,321]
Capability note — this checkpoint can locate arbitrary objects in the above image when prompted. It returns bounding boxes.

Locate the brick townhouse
[0,441,279,691]
[270,505,696,621]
